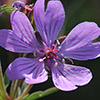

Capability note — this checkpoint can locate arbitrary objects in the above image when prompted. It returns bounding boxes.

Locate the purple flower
[0,0,100,91]
[12,1,25,9]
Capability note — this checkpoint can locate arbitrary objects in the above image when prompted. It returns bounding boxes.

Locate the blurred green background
[0,0,100,100]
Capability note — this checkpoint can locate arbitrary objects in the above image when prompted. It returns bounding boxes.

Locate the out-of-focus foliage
[4,73,10,89]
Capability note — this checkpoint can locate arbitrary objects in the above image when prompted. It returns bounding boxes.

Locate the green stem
[11,80,20,100]
[10,53,24,100]
[39,87,59,98]
[10,80,16,98]
[16,84,33,100]
[25,87,59,100]
[0,62,8,100]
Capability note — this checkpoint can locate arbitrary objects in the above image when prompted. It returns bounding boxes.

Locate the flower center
[46,44,59,58]
[38,43,60,62]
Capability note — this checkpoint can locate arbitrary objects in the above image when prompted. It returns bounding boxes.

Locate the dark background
[0,0,100,100]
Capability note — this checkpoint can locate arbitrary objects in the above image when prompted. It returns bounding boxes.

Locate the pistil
[46,44,59,58]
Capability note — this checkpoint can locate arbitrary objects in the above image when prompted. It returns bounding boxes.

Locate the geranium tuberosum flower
[12,1,25,9]
[0,0,100,91]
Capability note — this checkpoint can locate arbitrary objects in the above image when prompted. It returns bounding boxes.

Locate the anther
[39,57,46,62]
[58,46,61,49]
[56,40,60,45]
[36,49,40,53]
[54,62,58,67]
[39,59,44,62]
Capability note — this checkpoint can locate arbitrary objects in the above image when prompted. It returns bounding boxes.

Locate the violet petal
[51,61,92,91]
[57,22,100,60]
[61,22,100,49]
[0,29,34,52]
[11,10,40,50]
[33,0,65,45]
[59,42,100,60]
[6,57,48,84]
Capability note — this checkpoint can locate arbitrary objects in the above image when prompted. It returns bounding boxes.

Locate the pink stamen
[53,49,59,52]
[46,44,59,58]
[47,48,51,51]
[52,44,55,50]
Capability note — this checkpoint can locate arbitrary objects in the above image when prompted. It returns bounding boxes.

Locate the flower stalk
[16,84,33,100]
[10,80,20,100]
[10,80,16,97]
[12,80,20,99]
[25,87,59,100]
[0,62,8,100]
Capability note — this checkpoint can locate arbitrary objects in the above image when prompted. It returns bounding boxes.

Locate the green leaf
[4,73,10,89]
[24,87,59,100]
[24,91,42,100]
[22,94,29,100]
[0,5,15,13]
[0,5,6,9]
[39,87,59,98]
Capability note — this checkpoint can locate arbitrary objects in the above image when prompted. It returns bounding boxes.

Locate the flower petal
[58,42,100,60]
[0,29,35,53]
[61,22,100,49]
[6,58,48,84]
[11,10,40,50]
[33,0,65,45]
[57,22,100,60]
[51,61,92,91]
